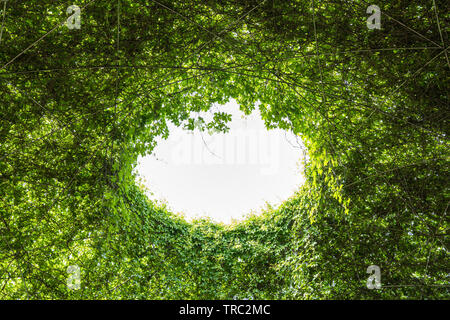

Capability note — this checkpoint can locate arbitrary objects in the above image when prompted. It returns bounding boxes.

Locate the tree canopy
[0,0,448,299]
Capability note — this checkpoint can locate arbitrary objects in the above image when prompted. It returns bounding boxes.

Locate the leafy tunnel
[0,0,448,299]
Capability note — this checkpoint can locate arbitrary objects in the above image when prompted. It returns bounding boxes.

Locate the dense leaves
[0,0,448,299]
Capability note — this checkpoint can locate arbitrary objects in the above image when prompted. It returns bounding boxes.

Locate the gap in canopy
[134,99,307,224]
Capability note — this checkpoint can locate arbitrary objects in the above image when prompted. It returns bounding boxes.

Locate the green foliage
[0,0,448,299]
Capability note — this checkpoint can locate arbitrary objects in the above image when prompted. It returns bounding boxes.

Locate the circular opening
[135,100,306,223]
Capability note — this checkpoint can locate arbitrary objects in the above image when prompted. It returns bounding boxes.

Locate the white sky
[134,100,305,224]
